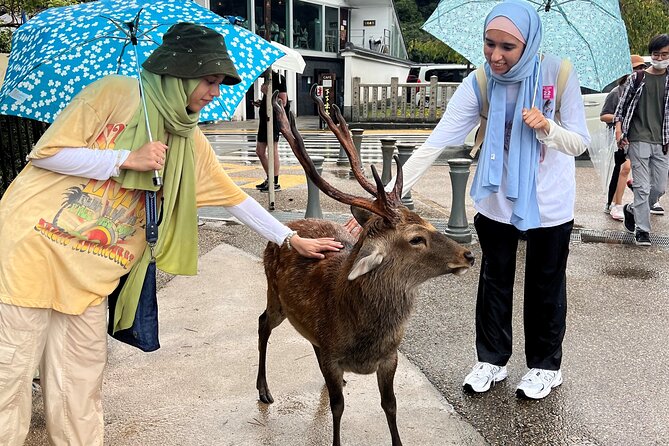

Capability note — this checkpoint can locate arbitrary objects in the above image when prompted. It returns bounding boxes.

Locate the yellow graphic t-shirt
[0,76,247,314]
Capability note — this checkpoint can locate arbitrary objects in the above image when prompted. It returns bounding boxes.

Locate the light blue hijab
[471,0,543,230]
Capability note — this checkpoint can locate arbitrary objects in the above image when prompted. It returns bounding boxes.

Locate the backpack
[470,59,573,157]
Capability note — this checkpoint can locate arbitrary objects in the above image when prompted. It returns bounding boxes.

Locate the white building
[195,0,412,120]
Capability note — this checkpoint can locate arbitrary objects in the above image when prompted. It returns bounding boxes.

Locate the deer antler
[272,91,401,224]
[309,85,377,197]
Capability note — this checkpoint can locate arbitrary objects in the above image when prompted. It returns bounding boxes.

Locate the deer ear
[350,205,374,227]
[348,245,385,280]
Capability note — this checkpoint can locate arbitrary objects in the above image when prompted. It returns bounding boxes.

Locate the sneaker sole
[650,210,665,215]
[634,239,651,247]
[463,370,508,393]
[515,374,563,400]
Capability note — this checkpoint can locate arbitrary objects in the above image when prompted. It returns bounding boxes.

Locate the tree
[620,0,669,54]
[0,0,81,52]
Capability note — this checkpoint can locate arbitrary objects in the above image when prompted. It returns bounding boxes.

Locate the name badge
[543,86,555,100]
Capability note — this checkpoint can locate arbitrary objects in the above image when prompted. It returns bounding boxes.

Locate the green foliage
[620,0,669,55]
[0,29,11,53]
[0,0,81,52]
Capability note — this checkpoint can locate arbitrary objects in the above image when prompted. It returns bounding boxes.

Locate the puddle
[603,265,657,280]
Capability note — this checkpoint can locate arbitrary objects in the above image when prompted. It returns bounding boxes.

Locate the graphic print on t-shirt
[32,123,144,269]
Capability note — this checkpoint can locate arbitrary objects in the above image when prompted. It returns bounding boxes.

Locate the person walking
[600,55,646,221]
[0,23,342,446]
[350,0,590,399]
[254,70,289,192]
[615,34,669,246]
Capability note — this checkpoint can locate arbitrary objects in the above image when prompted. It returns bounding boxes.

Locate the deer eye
[409,236,425,246]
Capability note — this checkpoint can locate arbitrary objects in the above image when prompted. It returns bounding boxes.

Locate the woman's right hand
[121,141,169,171]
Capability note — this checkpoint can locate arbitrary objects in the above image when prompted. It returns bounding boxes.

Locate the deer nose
[464,251,475,266]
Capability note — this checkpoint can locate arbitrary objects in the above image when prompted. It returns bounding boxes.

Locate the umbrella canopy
[422,0,631,91]
[0,0,284,123]
[270,41,306,74]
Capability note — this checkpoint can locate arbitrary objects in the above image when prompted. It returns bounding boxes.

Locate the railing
[0,115,49,197]
[350,76,459,123]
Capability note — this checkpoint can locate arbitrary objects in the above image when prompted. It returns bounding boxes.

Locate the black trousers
[473,213,573,370]
[607,148,628,206]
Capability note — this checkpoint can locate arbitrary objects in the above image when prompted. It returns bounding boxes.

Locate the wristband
[283,231,298,250]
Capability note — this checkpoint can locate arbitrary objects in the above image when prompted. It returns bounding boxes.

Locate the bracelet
[283,230,298,250]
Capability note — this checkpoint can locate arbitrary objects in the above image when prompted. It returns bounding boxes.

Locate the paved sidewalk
[100,244,485,445]
[25,116,669,445]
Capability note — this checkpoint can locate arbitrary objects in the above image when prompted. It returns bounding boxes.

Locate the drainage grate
[579,228,669,248]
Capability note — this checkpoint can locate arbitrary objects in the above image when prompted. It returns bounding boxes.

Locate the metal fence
[0,115,49,197]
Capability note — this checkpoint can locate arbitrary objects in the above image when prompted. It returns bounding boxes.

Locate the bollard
[305,156,324,219]
[379,138,397,185]
[337,126,350,167]
[336,144,349,166]
[396,144,415,210]
[444,158,472,243]
[349,128,365,178]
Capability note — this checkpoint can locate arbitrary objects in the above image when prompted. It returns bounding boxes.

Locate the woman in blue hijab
[377,0,590,400]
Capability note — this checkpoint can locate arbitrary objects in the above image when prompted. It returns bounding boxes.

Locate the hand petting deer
[256,86,475,446]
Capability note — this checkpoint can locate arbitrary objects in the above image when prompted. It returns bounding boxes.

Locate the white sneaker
[463,362,508,393]
[610,204,624,221]
[516,368,562,399]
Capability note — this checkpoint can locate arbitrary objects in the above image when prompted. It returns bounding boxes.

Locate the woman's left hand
[522,107,550,135]
[289,234,343,259]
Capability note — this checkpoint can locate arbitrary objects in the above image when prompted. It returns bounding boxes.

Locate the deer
[256,86,475,446]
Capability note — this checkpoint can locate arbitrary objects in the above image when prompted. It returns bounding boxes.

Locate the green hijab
[110,71,201,334]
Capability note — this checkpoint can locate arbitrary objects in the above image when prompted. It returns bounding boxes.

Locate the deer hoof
[258,390,274,404]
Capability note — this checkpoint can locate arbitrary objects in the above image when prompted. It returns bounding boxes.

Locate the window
[254,0,288,45]
[424,68,468,83]
[294,0,321,51]
[210,0,251,30]
[324,7,338,53]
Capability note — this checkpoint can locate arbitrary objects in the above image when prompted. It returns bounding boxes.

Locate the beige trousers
[0,301,107,446]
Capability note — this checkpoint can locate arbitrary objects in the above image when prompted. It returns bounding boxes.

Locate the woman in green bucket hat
[0,22,342,445]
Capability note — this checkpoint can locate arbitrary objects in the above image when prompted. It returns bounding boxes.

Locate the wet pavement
[24,116,669,445]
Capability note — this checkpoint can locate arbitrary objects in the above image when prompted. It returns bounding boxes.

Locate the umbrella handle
[131,41,163,187]
[531,51,542,107]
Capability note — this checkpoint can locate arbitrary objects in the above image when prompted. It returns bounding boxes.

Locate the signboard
[318,72,336,118]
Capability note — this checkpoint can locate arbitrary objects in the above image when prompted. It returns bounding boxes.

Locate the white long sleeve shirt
[31,147,292,245]
[389,55,590,228]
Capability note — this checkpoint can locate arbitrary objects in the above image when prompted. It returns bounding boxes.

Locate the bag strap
[553,59,572,118]
[471,66,489,157]
[145,191,158,259]
[470,58,571,158]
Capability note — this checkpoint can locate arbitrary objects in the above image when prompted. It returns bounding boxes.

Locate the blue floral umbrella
[0,0,284,123]
[422,0,631,92]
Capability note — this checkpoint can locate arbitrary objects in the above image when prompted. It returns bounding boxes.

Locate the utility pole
[264,0,275,210]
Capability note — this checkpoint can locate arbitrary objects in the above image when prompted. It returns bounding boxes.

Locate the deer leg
[313,345,347,387]
[377,350,402,446]
[318,360,345,446]
[256,291,285,404]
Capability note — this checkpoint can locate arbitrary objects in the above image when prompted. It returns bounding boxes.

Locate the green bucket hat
[142,23,242,85]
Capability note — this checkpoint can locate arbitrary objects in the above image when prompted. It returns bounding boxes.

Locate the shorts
[257,116,280,143]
